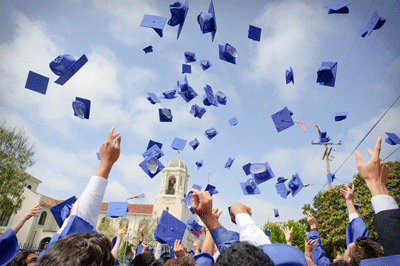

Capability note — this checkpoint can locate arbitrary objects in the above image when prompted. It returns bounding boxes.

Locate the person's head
[215,241,275,266]
[6,251,38,266]
[330,260,351,266]
[38,232,115,266]
[343,237,384,266]
[131,251,155,266]
[164,257,197,266]
[334,254,344,262]
[149,256,171,266]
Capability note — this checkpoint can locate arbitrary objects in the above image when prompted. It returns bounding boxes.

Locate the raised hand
[230,203,252,224]
[306,211,317,230]
[212,208,222,220]
[117,228,128,239]
[191,189,213,219]
[95,126,122,179]
[340,184,355,202]
[305,239,317,253]
[283,226,293,246]
[140,223,146,236]
[141,240,149,252]
[24,205,42,221]
[174,240,185,258]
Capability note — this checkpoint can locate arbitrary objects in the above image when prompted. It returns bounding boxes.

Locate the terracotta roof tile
[14,169,42,183]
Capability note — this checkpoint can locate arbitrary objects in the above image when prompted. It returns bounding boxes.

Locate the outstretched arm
[306,211,330,266]
[111,229,127,259]
[304,239,317,266]
[11,205,42,234]
[202,208,222,255]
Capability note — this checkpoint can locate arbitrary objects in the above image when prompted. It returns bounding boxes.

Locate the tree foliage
[299,161,400,260]
[263,219,307,251]
[0,121,35,216]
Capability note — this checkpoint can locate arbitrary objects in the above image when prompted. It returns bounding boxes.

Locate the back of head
[348,237,384,266]
[38,232,115,266]
[330,260,352,266]
[215,241,275,266]
[131,251,155,266]
[149,256,172,266]
[164,257,197,266]
[6,251,36,266]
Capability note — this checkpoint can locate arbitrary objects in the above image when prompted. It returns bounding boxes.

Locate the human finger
[351,184,355,192]
[217,210,222,219]
[355,152,363,168]
[115,135,121,149]
[108,126,116,141]
[340,189,346,196]
[367,149,374,157]
[373,137,382,159]
[113,132,120,139]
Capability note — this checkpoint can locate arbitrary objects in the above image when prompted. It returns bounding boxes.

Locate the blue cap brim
[55,55,88,85]
[240,182,261,195]
[50,196,77,228]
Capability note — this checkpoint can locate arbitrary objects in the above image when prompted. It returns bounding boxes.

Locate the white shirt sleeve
[235,213,271,246]
[349,213,359,223]
[371,195,399,214]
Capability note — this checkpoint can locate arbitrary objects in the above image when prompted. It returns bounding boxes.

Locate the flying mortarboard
[159,108,173,122]
[327,172,335,184]
[205,184,218,196]
[105,202,129,218]
[171,137,187,150]
[229,117,238,126]
[147,140,163,150]
[142,144,164,160]
[184,51,196,63]
[188,250,195,256]
[143,46,153,53]
[243,163,251,176]
[140,14,167,37]
[200,60,212,71]
[189,138,200,150]
[203,85,218,107]
[154,210,186,247]
[274,208,279,218]
[275,177,290,199]
[147,93,161,104]
[288,173,303,197]
[72,97,91,119]
[183,184,202,213]
[285,66,294,84]
[324,0,352,14]
[248,25,261,41]
[334,112,348,121]
[139,157,165,178]
[197,0,217,41]
[271,107,295,132]
[359,11,386,38]
[96,152,100,160]
[385,132,400,145]
[25,71,49,95]
[240,178,261,195]
[265,229,271,237]
[250,162,275,185]
[317,130,331,144]
[58,215,96,238]
[186,218,203,239]
[225,158,234,169]
[161,89,177,99]
[215,91,227,105]
[190,104,207,119]
[177,76,198,102]
[50,54,88,85]
[182,64,192,74]
[167,0,189,40]
[196,159,203,170]
[204,127,218,140]
[50,196,77,228]
[219,43,238,64]
[317,61,338,87]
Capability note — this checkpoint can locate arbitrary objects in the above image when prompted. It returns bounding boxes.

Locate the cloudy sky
[1,0,399,231]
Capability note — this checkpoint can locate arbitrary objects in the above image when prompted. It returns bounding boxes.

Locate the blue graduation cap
[161,89,177,99]
[271,107,295,132]
[177,76,198,103]
[359,11,386,38]
[171,137,187,151]
[184,51,196,63]
[200,60,212,71]
[353,203,362,210]
[147,93,161,104]
[182,64,192,74]
[288,173,303,197]
[228,206,231,214]
[205,184,218,196]
[140,14,167,37]
[219,43,238,64]
[159,108,173,122]
[317,130,331,144]
[58,215,96,238]
[197,0,217,41]
[183,184,202,214]
[250,162,275,185]
[317,61,338,87]
[189,138,200,150]
[265,229,271,237]
[285,66,294,84]
[139,157,165,178]
[105,202,129,218]
[147,140,163,150]
[50,54,88,86]
[167,0,189,40]
[215,91,227,105]
[240,178,261,195]
[274,208,279,218]
[196,159,203,170]
[334,111,348,121]
[72,97,91,119]
[142,143,164,160]
[359,255,400,266]
[50,196,77,228]
[275,177,290,199]
[25,71,49,95]
[188,250,195,256]
[96,152,100,160]
[327,172,335,184]
[143,45,153,53]
[225,158,234,169]
[154,210,186,247]
[242,163,251,176]
[324,0,352,14]
[204,127,218,140]
[203,85,218,107]
[228,117,238,126]
[186,218,203,239]
[385,132,400,145]
[248,25,261,41]
[190,104,207,119]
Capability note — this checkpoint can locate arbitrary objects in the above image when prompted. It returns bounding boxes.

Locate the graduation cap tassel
[315,124,321,135]
[295,121,312,133]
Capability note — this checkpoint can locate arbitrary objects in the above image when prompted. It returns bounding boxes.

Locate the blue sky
[1,0,399,231]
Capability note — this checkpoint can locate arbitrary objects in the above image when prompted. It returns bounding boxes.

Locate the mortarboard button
[327,172,335,184]
[190,104,207,119]
[204,127,218,140]
[50,54,88,86]
[143,45,153,53]
[184,52,196,63]
[288,173,303,197]
[250,162,275,185]
[385,132,400,145]
[248,25,262,41]
[182,64,192,74]
[139,157,165,178]
[334,112,348,121]
[96,152,100,160]
[147,92,161,104]
[200,60,212,71]
[317,62,338,87]
[271,107,295,132]
[171,137,187,150]
[274,208,279,218]
[147,140,163,150]
[285,66,294,85]
[205,184,218,196]
[161,89,177,99]
[359,11,386,37]
[203,85,218,107]
[324,0,352,14]
[168,0,189,39]
[189,138,200,150]
[154,210,186,247]
[225,158,234,169]
[72,97,91,119]
[219,43,238,64]
[159,108,173,122]
[50,196,77,228]
[142,144,164,160]
[228,117,238,126]
[25,71,49,95]
[240,178,261,195]
[215,91,227,105]
[243,163,251,176]
[140,14,167,37]
[106,202,129,218]
[197,0,217,41]
[196,159,203,170]
[265,229,271,237]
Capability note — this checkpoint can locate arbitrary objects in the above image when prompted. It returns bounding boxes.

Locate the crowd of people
[1,127,399,265]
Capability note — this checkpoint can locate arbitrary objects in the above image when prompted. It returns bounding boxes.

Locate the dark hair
[131,251,155,266]
[164,257,197,266]
[349,237,384,266]
[6,251,36,266]
[38,232,115,266]
[330,260,351,266]
[215,241,275,266]
[149,256,172,266]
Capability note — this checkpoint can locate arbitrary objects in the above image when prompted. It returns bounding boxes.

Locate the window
[0,212,11,227]
[166,177,176,195]
[27,185,32,190]
[38,211,47,225]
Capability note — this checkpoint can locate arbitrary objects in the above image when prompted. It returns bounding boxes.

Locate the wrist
[366,182,388,196]
[305,251,312,257]
[201,215,221,231]
[310,225,317,230]
[287,241,292,245]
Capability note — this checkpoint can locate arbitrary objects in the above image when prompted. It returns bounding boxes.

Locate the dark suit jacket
[374,208,400,256]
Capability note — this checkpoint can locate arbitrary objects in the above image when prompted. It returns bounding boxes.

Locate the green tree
[263,219,307,251]
[300,161,400,260]
[0,121,35,217]
[97,217,117,238]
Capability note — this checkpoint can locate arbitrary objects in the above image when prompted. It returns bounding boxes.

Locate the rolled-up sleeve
[210,227,237,253]
[236,213,271,247]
